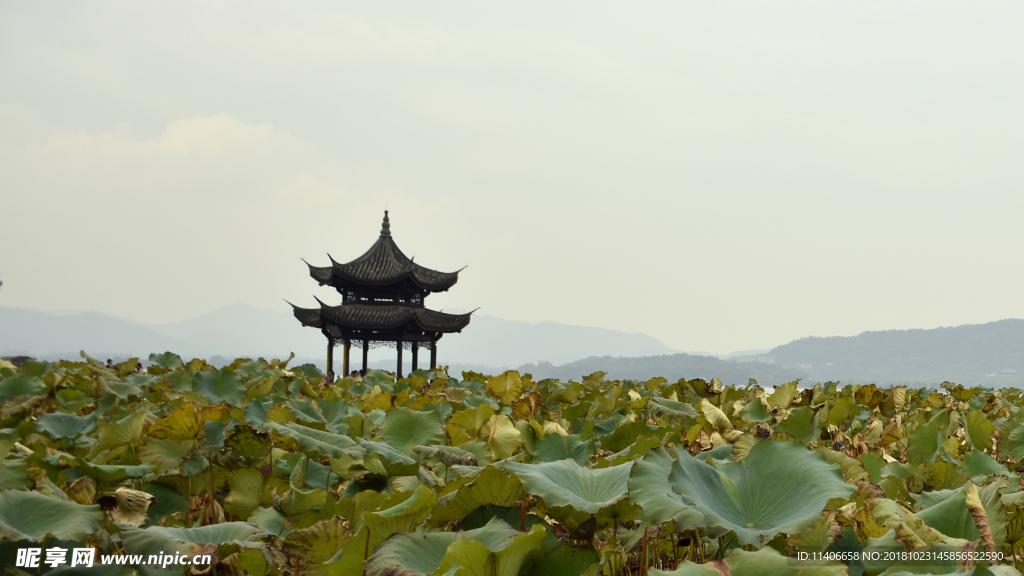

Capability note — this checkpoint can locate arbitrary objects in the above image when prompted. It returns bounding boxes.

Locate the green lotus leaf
[0,375,47,402]
[965,410,995,453]
[0,457,28,489]
[249,506,292,538]
[533,433,592,466]
[325,485,438,575]
[378,406,444,456]
[148,351,184,369]
[192,367,246,406]
[223,467,278,519]
[281,458,328,516]
[663,440,855,547]
[907,410,953,465]
[525,540,600,576]
[868,498,970,550]
[964,450,1008,477]
[35,412,97,440]
[431,465,526,526]
[595,435,662,469]
[649,397,699,419]
[286,396,328,421]
[774,406,819,444]
[858,453,887,483]
[914,484,979,541]
[367,517,545,576]
[443,523,546,576]
[767,380,799,408]
[599,420,669,453]
[740,398,772,423]
[413,444,478,466]
[0,490,104,541]
[629,448,706,530]
[121,522,268,574]
[265,421,362,459]
[359,438,420,477]
[504,459,630,514]
[999,411,1024,462]
[826,397,859,426]
[89,409,148,455]
[76,459,156,484]
[367,530,459,576]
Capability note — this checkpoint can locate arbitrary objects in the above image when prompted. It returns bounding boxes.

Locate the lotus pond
[2,352,1024,576]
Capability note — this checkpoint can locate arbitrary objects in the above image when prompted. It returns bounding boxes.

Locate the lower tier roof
[290,300,472,333]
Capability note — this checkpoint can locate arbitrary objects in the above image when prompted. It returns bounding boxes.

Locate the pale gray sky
[2,2,1023,354]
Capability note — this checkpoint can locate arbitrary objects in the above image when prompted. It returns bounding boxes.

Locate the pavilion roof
[307,211,461,292]
[290,300,473,333]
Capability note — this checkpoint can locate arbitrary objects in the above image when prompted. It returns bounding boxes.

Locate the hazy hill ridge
[0,304,679,369]
[772,318,1024,386]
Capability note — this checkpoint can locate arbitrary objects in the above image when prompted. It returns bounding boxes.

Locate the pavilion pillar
[396,339,404,378]
[326,338,334,376]
[430,341,437,369]
[343,340,350,376]
[362,340,369,374]
[411,345,419,373]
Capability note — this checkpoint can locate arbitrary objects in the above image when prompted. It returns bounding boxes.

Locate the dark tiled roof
[307,211,461,292]
[290,301,472,333]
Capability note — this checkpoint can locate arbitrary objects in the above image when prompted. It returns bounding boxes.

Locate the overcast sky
[2,2,1023,354]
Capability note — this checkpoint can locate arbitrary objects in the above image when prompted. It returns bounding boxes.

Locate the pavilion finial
[381,210,391,237]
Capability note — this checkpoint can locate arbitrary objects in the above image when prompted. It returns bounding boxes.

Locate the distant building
[732,355,775,364]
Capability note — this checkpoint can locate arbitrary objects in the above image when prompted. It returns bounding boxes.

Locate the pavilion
[290,211,472,377]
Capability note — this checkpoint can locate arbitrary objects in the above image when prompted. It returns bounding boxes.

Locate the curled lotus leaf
[0,489,104,541]
[265,421,362,459]
[649,397,699,419]
[121,522,269,572]
[504,459,630,514]
[654,440,855,547]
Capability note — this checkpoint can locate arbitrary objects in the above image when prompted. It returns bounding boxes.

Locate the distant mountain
[0,304,679,369]
[771,319,1024,387]
[519,353,806,387]
[0,306,203,360]
[437,314,677,368]
[149,303,324,360]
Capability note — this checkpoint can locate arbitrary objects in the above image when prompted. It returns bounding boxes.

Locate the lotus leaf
[35,412,97,440]
[266,421,361,459]
[908,410,954,465]
[656,440,855,547]
[649,397,700,419]
[0,490,104,541]
[367,517,546,576]
[283,516,348,576]
[379,406,444,455]
[121,522,268,574]
[533,433,592,466]
[192,367,246,406]
[505,459,630,514]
